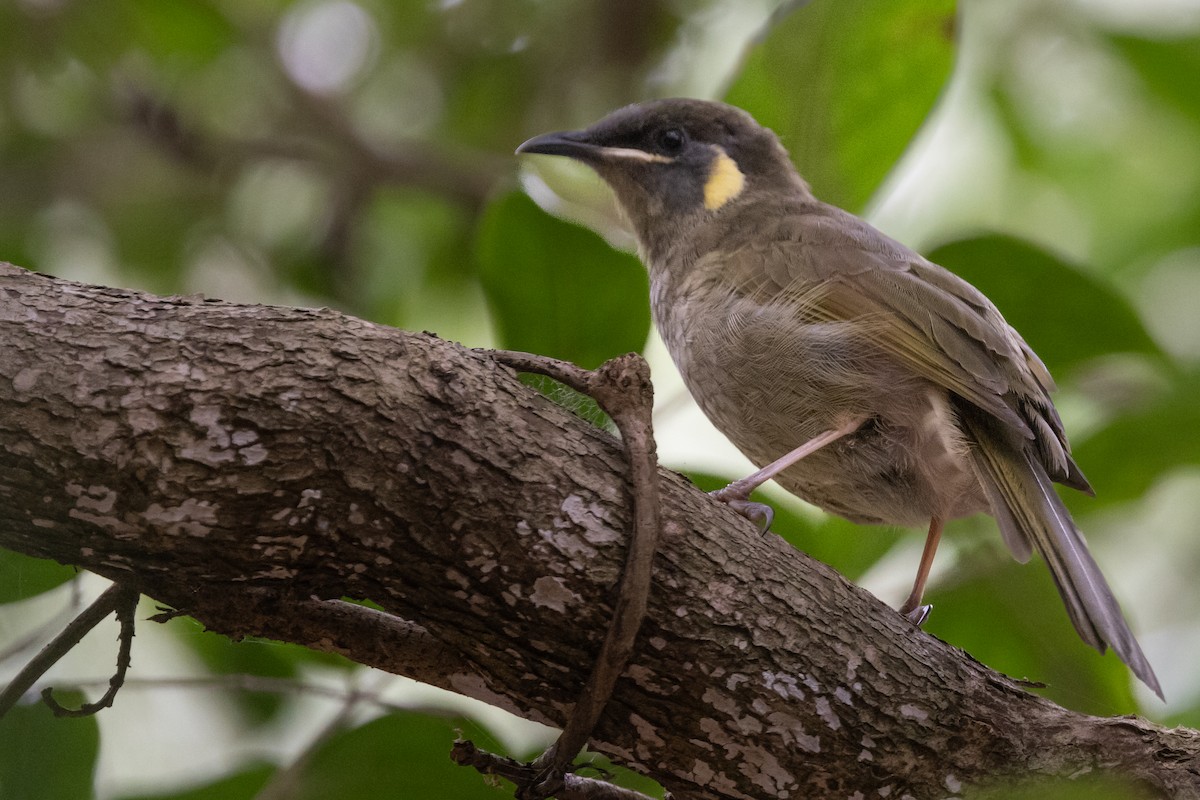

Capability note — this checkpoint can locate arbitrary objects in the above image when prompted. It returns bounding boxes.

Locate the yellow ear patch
[703,149,745,211]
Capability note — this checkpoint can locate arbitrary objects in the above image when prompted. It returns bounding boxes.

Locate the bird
[515,98,1162,699]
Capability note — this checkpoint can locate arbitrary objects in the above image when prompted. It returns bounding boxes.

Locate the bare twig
[483,350,662,800]
[450,740,663,800]
[42,586,139,717]
[0,583,138,719]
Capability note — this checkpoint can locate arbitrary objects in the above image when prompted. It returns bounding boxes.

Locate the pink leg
[710,416,867,529]
[899,517,943,626]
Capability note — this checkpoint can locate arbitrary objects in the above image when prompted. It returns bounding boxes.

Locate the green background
[1,0,1198,797]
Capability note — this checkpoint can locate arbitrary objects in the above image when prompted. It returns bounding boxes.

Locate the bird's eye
[656,128,686,155]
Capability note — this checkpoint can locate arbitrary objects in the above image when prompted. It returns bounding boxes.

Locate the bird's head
[516,99,808,257]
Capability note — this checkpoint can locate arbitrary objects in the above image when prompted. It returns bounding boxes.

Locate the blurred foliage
[2,0,1200,797]
[726,0,957,211]
[0,692,98,800]
[0,549,76,603]
[287,712,507,800]
[477,191,649,368]
[117,764,274,800]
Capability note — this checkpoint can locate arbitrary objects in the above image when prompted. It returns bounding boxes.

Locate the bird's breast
[650,267,985,525]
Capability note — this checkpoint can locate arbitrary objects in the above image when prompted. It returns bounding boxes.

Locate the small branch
[488,350,662,799]
[42,586,139,717]
[450,740,663,800]
[0,583,138,719]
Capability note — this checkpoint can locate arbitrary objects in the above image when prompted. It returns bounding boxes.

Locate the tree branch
[0,263,1197,798]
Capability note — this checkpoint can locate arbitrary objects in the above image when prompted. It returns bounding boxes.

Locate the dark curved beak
[515,130,599,160]
[516,132,670,165]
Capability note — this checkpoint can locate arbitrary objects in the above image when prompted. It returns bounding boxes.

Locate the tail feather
[959,408,1163,700]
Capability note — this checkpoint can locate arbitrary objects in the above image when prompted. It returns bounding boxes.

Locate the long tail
[958,407,1163,700]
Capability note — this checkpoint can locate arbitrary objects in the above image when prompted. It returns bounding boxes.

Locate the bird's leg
[898,516,943,627]
[710,416,868,531]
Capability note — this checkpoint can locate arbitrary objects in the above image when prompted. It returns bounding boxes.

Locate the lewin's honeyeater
[516,98,1161,699]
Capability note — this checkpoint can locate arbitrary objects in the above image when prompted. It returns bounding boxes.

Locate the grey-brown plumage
[517,98,1161,699]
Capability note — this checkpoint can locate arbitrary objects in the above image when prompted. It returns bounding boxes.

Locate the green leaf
[1073,370,1200,505]
[725,0,957,212]
[927,235,1163,374]
[478,191,651,369]
[176,619,351,727]
[922,549,1140,714]
[1109,34,1200,127]
[123,0,236,65]
[0,549,75,603]
[0,693,99,800]
[294,712,507,800]
[116,764,273,800]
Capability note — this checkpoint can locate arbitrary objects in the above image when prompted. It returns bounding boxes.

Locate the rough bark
[0,262,1196,799]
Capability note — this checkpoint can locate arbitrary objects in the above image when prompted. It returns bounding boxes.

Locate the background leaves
[2,0,1200,796]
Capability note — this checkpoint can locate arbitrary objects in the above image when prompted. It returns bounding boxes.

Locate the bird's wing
[723,202,1090,492]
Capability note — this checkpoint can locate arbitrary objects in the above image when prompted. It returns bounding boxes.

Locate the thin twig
[0,583,138,719]
[451,740,664,800]
[486,350,662,799]
[42,586,139,717]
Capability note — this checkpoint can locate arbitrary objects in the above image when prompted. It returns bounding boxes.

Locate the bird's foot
[902,603,932,628]
[709,489,774,532]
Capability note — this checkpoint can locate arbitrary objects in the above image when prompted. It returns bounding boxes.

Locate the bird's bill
[516,131,670,164]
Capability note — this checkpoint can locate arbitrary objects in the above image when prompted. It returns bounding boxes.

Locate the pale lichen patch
[559,493,620,544]
[737,743,797,798]
[702,687,763,736]
[944,773,962,793]
[764,710,819,753]
[899,703,928,721]
[846,650,862,683]
[143,498,220,537]
[240,443,268,465]
[630,713,665,757]
[689,759,715,786]
[627,664,669,695]
[71,485,117,515]
[231,429,259,447]
[445,567,471,590]
[466,556,499,574]
[256,565,300,579]
[814,696,841,731]
[704,580,738,615]
[529,575,578,613]
[762,671,805,702]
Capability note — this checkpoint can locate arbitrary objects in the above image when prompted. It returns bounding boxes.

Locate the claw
[711,493,775,533]
[903,604,932,628]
